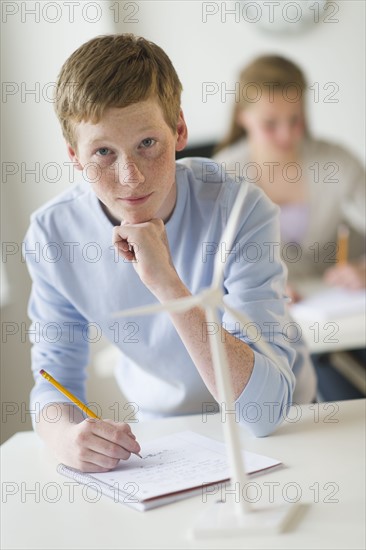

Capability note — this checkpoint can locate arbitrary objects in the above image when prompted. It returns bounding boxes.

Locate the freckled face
[68,98,187,224]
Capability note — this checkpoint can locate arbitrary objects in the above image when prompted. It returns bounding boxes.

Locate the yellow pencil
[39,369,142,457]
[337,224,349,265]
[40,369,100,418]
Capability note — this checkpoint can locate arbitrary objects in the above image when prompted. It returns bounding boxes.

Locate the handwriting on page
[89,432,280,501]
[140,450,167,460]
[113,449,226,491]
[91,434,230,500]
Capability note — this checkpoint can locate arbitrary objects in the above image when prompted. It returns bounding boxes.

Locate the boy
[24,34,316,472]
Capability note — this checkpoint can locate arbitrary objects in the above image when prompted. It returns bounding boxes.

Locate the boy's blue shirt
[24,157,316,437]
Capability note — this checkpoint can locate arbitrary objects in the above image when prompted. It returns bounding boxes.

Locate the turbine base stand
[189,500,301,539]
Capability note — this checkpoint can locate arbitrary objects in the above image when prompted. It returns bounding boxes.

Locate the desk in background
[1,399,365,550]
[291,279,366,396]
[290,278,365,354]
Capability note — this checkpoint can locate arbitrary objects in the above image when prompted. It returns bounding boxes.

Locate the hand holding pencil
[39,369,142,473]
[324,224,366,290]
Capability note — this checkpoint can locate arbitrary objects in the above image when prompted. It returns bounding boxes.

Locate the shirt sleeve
[221,183,303,437]
[24,218,90,429]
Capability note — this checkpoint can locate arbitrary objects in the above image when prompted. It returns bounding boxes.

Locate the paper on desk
[91,431,281,501]
[290,287,366,322]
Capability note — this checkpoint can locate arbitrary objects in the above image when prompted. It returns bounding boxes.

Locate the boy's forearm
[154,280,254,400]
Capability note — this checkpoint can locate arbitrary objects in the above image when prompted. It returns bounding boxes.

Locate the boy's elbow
[236,379,294,437]
[245,416,284,438]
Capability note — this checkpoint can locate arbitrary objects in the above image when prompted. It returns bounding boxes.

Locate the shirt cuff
[234,350,290,437]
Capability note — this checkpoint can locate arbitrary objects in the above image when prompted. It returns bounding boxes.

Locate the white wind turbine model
[113,183,300,537]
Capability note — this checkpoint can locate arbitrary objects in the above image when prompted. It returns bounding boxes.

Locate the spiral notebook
[57,431,282,511]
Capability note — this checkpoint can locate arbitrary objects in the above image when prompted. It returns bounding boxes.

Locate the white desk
[290,279,365,354]
[1,399,365,550]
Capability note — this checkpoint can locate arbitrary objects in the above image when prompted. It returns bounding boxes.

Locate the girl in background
[214,55,365,400]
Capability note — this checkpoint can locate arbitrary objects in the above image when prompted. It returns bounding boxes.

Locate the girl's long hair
[214,55,308,154]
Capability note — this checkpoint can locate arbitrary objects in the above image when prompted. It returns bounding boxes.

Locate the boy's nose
[116,161,145,188]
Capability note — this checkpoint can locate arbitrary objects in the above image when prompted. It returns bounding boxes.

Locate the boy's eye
[96,148,111,156]
[140,138,156,148]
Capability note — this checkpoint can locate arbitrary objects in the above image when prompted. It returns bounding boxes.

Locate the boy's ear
[175,110,188,152]
[66,143,83,171]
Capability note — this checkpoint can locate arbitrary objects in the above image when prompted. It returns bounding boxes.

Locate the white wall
[1,1,116,443]
[118,0,365,163]
[1,0,365,442]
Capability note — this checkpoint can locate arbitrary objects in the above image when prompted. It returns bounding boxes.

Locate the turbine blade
[212,183,249,289]
[112,293,202,318]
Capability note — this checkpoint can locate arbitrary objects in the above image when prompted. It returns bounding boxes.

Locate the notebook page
[291,287,365,322]
[91,431,281,502]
